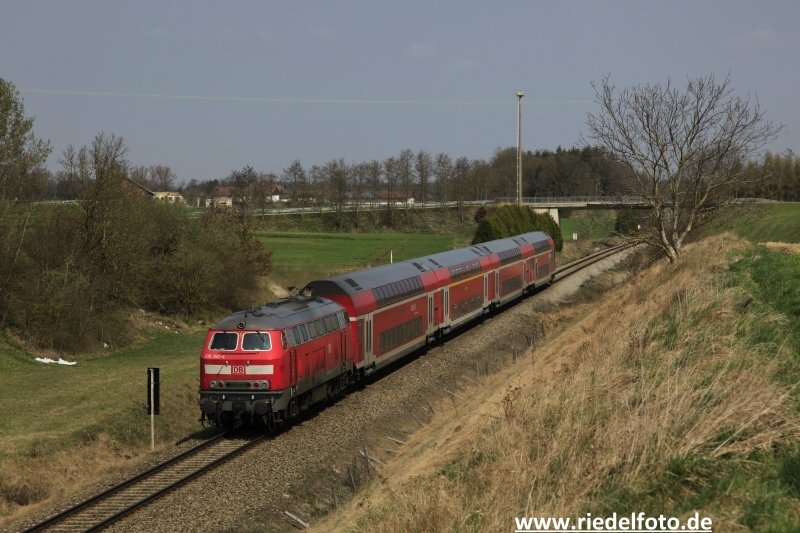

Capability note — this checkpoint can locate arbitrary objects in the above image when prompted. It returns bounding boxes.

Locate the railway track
[553,242,633,282]
[23,432,266,533]
[21,242,634,533]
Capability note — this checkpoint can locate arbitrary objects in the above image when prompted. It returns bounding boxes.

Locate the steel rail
[23,431,267,532]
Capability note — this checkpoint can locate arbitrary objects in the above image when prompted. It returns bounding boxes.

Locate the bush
[0,197,272,352]
[615,209,638,234]
[472,205,563,250]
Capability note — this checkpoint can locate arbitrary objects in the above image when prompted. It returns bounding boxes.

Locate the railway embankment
[312,233,800,531]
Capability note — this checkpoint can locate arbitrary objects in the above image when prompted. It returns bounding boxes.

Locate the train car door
[340,330,347,363]
[357,318,364,365]
[444,288,450,325]
[364,315,374,367]
[428,293,434,332]
[289,349,296,385]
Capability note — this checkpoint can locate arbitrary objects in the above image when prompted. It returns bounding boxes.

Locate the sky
[2,1,799,183]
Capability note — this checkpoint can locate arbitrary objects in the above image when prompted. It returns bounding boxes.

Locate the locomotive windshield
[209,332,238,350]
[242,332,271,351]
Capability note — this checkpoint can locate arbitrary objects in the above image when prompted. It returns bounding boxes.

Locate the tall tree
[397,148,415,205]
[282,159,306,206]
[415,150,433,205]
[383,156,398,227]
[326,159,350,229]
[452,157,470,222]
[433,153,453,203]
[0,78,51,201]
[148,164,177,191]
[586,74,780,262]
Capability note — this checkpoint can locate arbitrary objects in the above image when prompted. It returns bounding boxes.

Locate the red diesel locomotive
[199,231,556,428]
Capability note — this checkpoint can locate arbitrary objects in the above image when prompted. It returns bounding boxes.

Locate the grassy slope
[314,231,800,532]
[715,202,800,244]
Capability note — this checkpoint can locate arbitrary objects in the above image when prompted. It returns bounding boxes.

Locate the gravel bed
[6,249,632,533]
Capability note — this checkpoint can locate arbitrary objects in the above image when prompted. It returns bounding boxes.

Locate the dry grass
[762,242,800,255]
[316,233,800,532]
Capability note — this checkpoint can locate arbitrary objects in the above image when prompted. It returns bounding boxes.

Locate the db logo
[232,365,246,374]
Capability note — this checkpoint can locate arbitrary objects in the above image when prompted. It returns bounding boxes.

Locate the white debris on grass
[34,357,77,366]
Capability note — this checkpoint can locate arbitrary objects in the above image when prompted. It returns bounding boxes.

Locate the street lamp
[516,91,525,205]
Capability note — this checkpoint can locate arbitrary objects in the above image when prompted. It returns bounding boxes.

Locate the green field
[0,329,202,461]
[257,231,472,289]
[724,202,800,243]
[559,211,616,241]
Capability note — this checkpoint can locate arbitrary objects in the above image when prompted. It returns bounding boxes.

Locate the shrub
[472,205,563,250]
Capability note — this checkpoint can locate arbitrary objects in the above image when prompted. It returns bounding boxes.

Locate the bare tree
[415,150,433,205]
[383,156,398,227]
[148,164,177,191]
[365,160,382,226]
[433,153,452,204]
[453,157,470,222]
[283,159,306,206]
[326,158,349,228]
[586,74,780,262]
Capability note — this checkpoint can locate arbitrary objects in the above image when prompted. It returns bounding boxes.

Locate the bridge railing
[495,196,648,205]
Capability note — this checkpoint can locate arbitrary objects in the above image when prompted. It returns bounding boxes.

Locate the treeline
[736,150,800,201]
[0,132,270,352]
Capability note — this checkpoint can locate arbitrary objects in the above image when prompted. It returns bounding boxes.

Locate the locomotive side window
[242,332,271,351]
[324,315,338,333]
[209,332,238,350]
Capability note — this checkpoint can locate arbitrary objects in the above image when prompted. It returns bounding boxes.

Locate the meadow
[256,231,470,290]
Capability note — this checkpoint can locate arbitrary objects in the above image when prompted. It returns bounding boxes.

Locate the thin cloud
[257,30,274,41]
[21,88,593,107]
[405,44,437,58]
[448,59,478,72]
[750,28,777,41]
[147,26,169,40]
[310,27,334,39]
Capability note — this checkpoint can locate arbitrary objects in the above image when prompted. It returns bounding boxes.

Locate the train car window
[242,332,271,351]
[300,324,309,342]
[324,315,338,332]
[337,312,348,329]
[209,332,238,350]
[307,321,318,339]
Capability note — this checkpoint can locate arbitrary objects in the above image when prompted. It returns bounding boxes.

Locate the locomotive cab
[199,328,291,428]
[198,296,354,429]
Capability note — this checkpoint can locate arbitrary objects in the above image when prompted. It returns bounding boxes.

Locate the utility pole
[516,91,525,205]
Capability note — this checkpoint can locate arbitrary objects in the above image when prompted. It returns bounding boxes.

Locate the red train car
[199,231,555,428]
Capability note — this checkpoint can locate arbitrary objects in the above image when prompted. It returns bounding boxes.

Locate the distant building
[153,191,186,204]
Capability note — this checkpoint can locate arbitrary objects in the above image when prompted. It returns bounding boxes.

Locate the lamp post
[516,91,525,205]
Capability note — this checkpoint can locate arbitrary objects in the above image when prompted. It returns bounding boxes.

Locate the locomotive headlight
[210,380,217,389]
[261,380,269,390]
